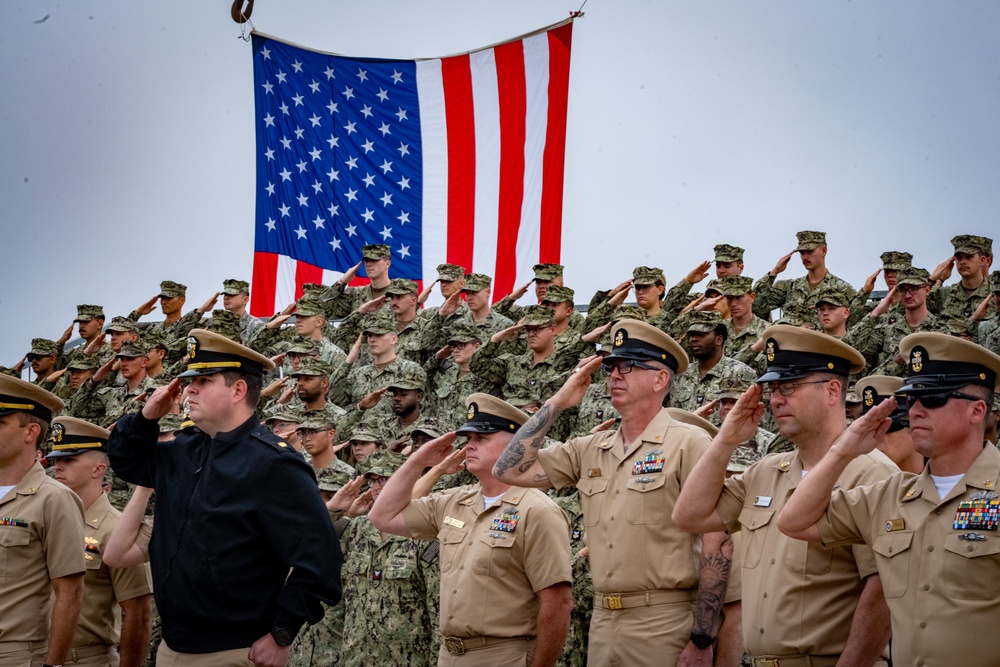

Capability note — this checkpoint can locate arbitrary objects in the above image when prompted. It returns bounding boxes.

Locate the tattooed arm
[677,531,732,667]
[493,403,563,488]
[493,355,604,487]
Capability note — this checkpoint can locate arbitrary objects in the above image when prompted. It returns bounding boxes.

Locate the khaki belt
[67,644,112,661]
[751,656,840,667]
[0,641,47,655]
[442,635,532,656]
[594,589,696,610]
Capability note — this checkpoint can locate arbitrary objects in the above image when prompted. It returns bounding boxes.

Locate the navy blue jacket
[110,412,342,653]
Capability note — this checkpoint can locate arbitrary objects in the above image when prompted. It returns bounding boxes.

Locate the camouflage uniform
[571,381,618,438]
[752,231,856,324]
[469,310,574,411]
[335,364,426,443]
[418,263,466,321]
[667,313,757,421]
[339,452,436,667]
[846,269,948,377]
[929,235,997,320]
[288,463,354,667]
[62,304,114,370]
[553,491,592,667]
[424,322,491,430]
[667,357,757,423]
[847,251,913,319]
[493,263,586,334]
[977,276,1000,354]
[315,244,393,318]
[329,352,426,422]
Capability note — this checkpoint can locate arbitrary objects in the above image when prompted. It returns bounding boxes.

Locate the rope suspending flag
[249,20,574,316]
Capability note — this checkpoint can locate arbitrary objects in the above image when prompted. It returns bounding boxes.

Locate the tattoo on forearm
[692,538,732,636]
[494,404,563,477]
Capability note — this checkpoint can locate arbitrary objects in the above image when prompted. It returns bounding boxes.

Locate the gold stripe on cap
[51,442,105,451]
[0,402,36,411]
[187,361,243,370]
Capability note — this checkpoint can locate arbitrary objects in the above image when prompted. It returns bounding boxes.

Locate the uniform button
[968,546,974,552]
[607,572,612,577]
[923,584,930,591]
[608,544,613,549]
[927,546,934,552]
[610,516,615,521]
[763,593,768,598]
[935,509,942,515]
[919,622,927,629]
[460,566,464,570]
[770,559,775,565]
[253,431,260,436]
[616,490,620,495]
[759,629,764,634]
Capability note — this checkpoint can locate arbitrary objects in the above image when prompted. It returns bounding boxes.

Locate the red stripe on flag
[441,55,476,271]
[250,251,279,317]
[540,23,573,263]
[493,41,528,298]
[295,261,324,300]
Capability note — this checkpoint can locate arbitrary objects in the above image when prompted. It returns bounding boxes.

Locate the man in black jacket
[109,329,342,667]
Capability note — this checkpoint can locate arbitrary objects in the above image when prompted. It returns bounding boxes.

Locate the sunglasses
[905,391,982,410]
[600,359,662,375]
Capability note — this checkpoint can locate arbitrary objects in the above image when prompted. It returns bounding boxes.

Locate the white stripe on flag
[416,59,449,288]
[516,33,550,288]
[275,255,298,311]
[469,48,501,279]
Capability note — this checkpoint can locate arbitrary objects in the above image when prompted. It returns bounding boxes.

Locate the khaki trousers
[156,642,253,667]
[436,638,536,666]
[587,598,694,667]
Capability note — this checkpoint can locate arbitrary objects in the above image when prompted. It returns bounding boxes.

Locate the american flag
[248,20,575,317]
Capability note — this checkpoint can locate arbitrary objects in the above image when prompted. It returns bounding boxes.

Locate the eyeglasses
[761,379,830,402]
[297,427,333,437]
[449,341,472,349]
[905,391,982,410]
[600,359,662,375]
[896,284,925,294]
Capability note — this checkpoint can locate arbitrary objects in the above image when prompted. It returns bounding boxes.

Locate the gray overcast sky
[2,1,998,365]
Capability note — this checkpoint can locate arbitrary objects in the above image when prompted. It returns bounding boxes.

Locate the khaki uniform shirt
[403,485,571,638]
[75,494,153,648]
[0,462,86,642]
[715,449,897,657]
[537,409,712,594]
[818,444,1000,667]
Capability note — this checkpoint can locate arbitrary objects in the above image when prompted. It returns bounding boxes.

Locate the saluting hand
[135,295,159,316]
[438,290,463,317]
[491,319,524,344]
[346,334,365,365]
[327,475,366,513]
[357,387,387,411]
[715,384,764,449]
[339,261,363,286]
[417,280,437,305]
[197,291,221,314]
[589,417,618,435]
[57,323,75,346]
[407,432,459,470]
[141,379,182,421]
[358,295,386,314]
[685,260,711,285]
[550,355,602,410]
[509,279,534,301]
[607,282,632,306]
[769,250,796,277]
[930,256,954,283]
[581,322,612,344]
[862,268,881,293]
[265,313,292,331]
[692,399,717,419]
[44,368,67,384]
[830,397,895,460]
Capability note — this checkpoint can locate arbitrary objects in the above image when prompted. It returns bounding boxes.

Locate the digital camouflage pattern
[338,517,435,667]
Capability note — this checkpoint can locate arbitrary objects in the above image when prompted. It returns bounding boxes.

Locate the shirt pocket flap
[439,525,468,545]
[873,531,914,559]
[738,506,775,532]
[625,475,667,493]
[944,533,1000,559]
[0,527,30,547]
[577,478,609,497]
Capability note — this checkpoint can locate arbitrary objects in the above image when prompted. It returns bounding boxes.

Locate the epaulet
[249,427,294,452]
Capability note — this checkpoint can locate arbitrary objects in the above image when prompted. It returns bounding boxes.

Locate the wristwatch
[690,632,714,650]
[270,625,294,647]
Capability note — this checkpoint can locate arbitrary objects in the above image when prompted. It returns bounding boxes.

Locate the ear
[826,377,845,405]
[231,377,249,403]
[970,398,989,426]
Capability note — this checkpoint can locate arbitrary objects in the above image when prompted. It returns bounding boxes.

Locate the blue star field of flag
[252,34,423,276]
